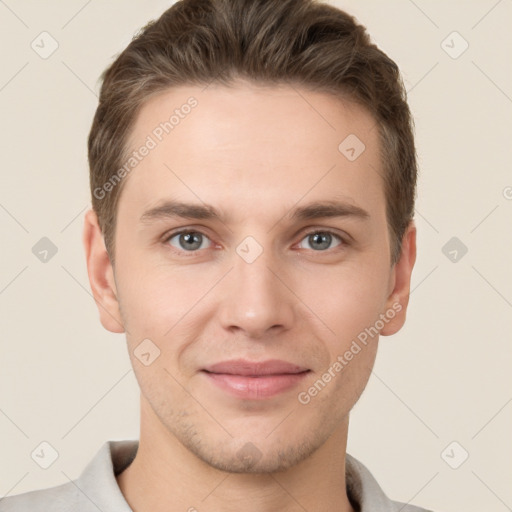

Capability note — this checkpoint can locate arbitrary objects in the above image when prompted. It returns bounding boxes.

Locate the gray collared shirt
[0,440,433,511]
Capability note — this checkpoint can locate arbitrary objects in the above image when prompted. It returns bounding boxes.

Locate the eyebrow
[139,199,370,224]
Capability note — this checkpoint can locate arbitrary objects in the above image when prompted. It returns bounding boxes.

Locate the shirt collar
[76,440,136,512]
[76,440,401,512]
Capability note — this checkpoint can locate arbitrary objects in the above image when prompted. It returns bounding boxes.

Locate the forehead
[120,81,384,222]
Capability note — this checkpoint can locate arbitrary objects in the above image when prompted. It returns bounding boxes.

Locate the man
[0,0,432,510]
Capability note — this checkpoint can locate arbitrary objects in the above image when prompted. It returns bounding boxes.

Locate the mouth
[201,359,311,399]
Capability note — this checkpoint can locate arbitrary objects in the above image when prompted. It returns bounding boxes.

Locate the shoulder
[345,453,435,512]
[389,500,435,512]
[0,440,136,512]
[0,482,79,512]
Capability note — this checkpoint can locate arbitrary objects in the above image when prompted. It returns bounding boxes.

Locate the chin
[184,433,322,474]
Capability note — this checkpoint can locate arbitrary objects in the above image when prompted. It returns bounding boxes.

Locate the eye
[166,230,213,252]
[163,228,346,255]
[297,230,343,251]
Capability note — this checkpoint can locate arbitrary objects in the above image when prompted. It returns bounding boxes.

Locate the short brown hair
[88,0,417,265]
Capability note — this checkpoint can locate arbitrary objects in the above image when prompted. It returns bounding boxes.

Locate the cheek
[309,274,384,404]
[115,237,391,351]
[116,259,206,333]
[300,263,390,341]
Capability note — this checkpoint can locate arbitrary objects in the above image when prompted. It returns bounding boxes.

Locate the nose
[217,245,296,339]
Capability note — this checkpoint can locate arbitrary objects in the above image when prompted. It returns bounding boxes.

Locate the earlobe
[82,209,125,334]
[380,221,417,337]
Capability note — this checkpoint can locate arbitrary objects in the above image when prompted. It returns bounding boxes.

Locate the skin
[83,81,416,512]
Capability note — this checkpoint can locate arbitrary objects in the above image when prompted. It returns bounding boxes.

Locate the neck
[116,397,355,512]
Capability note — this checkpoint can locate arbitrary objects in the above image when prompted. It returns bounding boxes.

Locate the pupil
[311,232,331,250]
[181,232,201,250]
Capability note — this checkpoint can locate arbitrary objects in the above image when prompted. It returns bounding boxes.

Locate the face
[85,81,415,473]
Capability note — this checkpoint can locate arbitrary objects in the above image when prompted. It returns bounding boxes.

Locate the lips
[203,359,309,376]
[201,359,310,399]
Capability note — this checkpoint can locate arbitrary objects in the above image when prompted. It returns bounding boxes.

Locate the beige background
[1,1,511,510]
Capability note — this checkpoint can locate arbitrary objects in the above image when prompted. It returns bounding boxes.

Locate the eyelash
[162,228,348,257]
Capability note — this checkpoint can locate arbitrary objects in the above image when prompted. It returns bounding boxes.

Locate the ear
[82,209,125,333]
[380,221,417,336]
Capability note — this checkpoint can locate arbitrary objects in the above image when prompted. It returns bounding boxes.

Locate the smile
[201,359,311,399]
